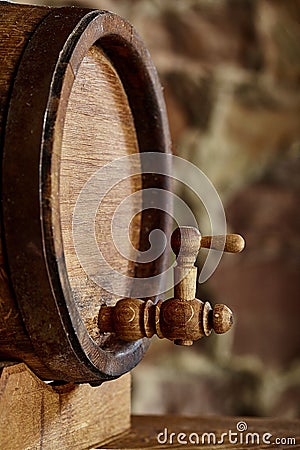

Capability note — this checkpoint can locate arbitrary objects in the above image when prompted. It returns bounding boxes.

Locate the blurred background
[13,0,300,417]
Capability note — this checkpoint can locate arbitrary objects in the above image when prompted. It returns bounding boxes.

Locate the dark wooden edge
[2,7,171,383]
[0,3,54,376]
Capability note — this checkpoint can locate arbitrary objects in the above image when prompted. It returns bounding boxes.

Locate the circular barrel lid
[2,8,171,384]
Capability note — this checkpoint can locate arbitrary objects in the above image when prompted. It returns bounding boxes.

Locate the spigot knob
[212,303,233,334]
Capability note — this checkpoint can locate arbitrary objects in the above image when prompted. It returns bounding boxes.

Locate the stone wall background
[12,0,300,417]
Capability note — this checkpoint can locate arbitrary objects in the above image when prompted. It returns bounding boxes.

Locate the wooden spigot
[98,227,245,345]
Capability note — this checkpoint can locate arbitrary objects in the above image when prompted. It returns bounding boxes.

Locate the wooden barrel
[0,3,171,384]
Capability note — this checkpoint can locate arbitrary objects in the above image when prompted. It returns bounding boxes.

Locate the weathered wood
[0,3,171,383]
[0,363,130,450]
[2,365,298,450]
[103,415,300,449]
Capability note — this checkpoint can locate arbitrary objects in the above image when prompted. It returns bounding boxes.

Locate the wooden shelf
[1,364,299,449]
[103,415,300,449]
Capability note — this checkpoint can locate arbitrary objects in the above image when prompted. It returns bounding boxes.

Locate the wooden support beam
[0,363,130,450]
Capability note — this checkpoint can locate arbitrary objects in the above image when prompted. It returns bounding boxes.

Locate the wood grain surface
[60,45,141,343]
[0,363,130,450]
[103,415,300,449]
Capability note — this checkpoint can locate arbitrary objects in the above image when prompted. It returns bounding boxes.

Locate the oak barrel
[0,3,171,383]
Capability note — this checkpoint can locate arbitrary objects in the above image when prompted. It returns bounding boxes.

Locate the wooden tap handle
[201,234,245,253]
[171,227,245,256]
